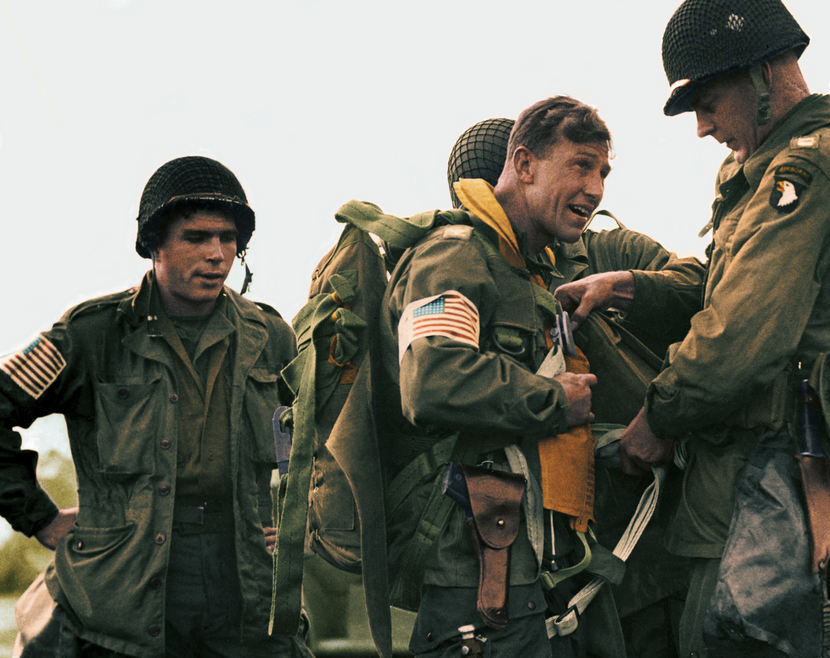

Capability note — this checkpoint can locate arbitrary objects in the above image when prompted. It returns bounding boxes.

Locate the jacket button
[160,439,171,450]
[150,577,163,590]
[148,624,161,637]
[155,533,166,545]
[169,394,179,403]
[208,452,215,461]
[528,601,536,610]
[117,387,129,399]
[158,483,171,496]
[76,540,83,550]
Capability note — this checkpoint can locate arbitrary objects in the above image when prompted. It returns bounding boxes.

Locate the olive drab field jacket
[643,94,830,556]
[0,272,296,657]
[380,219,572,592]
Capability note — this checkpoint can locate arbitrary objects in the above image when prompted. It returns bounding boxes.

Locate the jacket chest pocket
[244,368,282,464]
[488,324,537,370]
[94,378,164,474]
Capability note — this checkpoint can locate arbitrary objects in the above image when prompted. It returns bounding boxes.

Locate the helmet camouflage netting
[662,0,809,116]
[447,118,514,209]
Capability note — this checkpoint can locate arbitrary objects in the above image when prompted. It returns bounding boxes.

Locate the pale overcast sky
[2,0,829,350]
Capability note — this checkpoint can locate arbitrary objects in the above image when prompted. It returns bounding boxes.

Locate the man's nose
[585,172,604,200]
[207,237,225,260]
[695,110,714,139]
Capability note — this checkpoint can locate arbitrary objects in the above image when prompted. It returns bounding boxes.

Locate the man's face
[524,138,610,246]
[153,210,238,316]
[691,73,765,164]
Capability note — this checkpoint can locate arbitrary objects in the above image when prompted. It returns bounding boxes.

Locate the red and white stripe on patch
[0,336,66,399]
[398,290,480,363]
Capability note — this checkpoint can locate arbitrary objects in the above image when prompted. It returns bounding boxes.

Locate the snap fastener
[160,439,171,450]
[117,387,128,399]
[148,624,161,637]
[158,483,171,496]
[155,533,166,545]
[169,394,178,403]
[150,577,163,590]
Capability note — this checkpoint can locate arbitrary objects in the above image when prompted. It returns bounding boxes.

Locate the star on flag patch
[0,336,66,399]
[398,291,480,363]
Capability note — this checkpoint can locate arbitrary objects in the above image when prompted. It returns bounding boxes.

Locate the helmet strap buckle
[749,64,771,126]
[239,251,253,295]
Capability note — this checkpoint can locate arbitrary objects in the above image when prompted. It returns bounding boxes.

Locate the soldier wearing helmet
[449,117,705,656]
[447,118,704,358]
[554,0,830,655]
[4,157,312,657]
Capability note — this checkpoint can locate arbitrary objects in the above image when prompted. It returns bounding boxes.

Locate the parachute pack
[269,201,474,657]
[268,200,668,657]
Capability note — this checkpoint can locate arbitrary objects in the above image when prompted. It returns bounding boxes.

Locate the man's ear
[512,146,535,184]
[762,60,772,87]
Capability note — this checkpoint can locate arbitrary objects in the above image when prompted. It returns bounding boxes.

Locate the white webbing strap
[546,465,667,638]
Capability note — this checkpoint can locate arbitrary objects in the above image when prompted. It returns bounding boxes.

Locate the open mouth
[569,204,592,219]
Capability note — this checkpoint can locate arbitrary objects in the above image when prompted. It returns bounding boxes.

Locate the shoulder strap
[271,221,395,657]
[335,199,471,249]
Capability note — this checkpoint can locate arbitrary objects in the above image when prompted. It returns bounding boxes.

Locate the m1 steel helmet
[447,118,514,209]
[662,0,809,117]
[135,156,255,259]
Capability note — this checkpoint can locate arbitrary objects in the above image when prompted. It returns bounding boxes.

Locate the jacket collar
[118,271,269,374]
[548,237,589,282]
[743,94,830,190]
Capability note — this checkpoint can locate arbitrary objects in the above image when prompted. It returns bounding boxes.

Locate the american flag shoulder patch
[0,336,66,399]
[398,290,480,363]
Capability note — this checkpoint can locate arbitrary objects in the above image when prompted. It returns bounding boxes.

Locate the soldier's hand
[619,408,674,476]
[554,271,635,328]
[34,507,78,551]
[264,526,276,554]
[555,372,597,427]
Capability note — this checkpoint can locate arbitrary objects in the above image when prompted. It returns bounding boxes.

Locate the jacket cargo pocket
[94,378,162,474]
[245,368,281,464]
[54,522,148,632]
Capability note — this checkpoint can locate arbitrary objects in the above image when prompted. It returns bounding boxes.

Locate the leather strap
[796,455,830,573]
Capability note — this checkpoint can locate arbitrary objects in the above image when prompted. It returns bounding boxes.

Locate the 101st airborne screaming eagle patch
[770,164,813,213]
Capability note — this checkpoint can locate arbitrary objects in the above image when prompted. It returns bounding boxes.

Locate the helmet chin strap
[147,257,163,337]
[749,64,771,126]
[239,250,253,295]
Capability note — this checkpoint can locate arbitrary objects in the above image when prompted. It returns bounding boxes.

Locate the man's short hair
[506,96,612,162]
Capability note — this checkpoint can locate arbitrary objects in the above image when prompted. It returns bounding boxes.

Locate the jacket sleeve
[646,149,830,440]
[582,228,706,352]
[0,309,95,536]
[387,229,569,440]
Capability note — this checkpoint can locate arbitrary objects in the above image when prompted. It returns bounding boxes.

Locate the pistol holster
[459,464,526,630]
